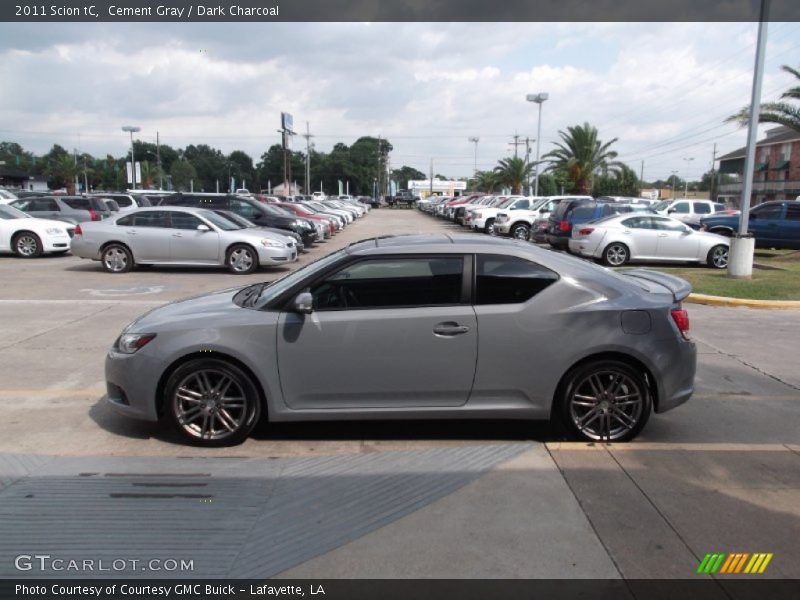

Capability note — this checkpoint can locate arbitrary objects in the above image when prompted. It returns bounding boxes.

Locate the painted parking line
[0,388,105,397]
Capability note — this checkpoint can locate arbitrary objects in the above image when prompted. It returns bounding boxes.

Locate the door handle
[172,233,183,237]
[127,230,137,235]
[657,233,668,237]
[433,322,470,336]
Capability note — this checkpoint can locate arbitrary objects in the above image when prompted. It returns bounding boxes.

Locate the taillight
[89,210,99,221]
[559,220,570,232]
[578,227,594,236]
[74,224,82,236]
[671,309,690,340]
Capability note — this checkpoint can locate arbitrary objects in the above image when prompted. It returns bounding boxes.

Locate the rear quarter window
[476,254,558,305]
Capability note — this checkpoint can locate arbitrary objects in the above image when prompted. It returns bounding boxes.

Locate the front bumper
[494,222,511,235]
[42,234,71,252]
[257,245,297,265]
[105,349,162,422]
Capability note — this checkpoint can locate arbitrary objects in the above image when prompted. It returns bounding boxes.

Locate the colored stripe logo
[697,552,773,574]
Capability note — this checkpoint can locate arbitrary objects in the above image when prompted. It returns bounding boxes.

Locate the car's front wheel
[101,243,133,273]
[12,232,43,258]
[165,358,261,446]
[602,242,629,267]
[558,359,651,442]
[226,244,258,275]
[707,244,728,269]
[485,219,496,235]
[511,223,530,240]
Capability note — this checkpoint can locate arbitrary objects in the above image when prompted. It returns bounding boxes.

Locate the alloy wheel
[568,368,645,441]
[16,235,39,257]
[229,248,254,273]
[710,245,728,269]
[103,247,129,272]
[172,369,249,442]
[604,244,628,266]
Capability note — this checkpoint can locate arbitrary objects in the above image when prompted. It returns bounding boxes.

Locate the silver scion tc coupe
[105,234,696,446]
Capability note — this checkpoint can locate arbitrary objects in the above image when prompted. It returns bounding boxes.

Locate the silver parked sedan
[71,206,297,274]
[104,234,696,446]
[568,214,730,268]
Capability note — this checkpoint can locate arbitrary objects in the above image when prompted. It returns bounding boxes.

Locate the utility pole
[508,133,525,158]
[468,137,479,177]
[377,136,382,198]
[670,170,678,199]
[156,131,163,190]
[429,158,433,196]
[709,143,717,201]
[302,122,314,195]
[524,137,532,194]
[640,160,644,185]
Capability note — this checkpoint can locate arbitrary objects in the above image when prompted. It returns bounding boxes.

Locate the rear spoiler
[618,269,692,303]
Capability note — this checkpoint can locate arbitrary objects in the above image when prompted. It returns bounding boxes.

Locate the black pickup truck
[387,190,419,207]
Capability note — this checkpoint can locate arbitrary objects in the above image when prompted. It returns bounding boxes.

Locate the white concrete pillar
[727,236,755,279]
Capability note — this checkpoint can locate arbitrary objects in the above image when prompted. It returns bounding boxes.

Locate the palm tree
[542,122,622,195]
[493,157,534,194]
[726,64,800,133]
[473,170,499,192]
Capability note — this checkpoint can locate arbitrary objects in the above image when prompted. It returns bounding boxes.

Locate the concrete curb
[687,293,800,310]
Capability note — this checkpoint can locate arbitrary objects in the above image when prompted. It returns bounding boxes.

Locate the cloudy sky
[1,21,798,183]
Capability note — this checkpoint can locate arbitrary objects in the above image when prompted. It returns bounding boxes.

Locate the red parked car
[277,202,336,236]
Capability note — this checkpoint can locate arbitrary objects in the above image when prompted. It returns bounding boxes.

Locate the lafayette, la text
[16,584,323,597]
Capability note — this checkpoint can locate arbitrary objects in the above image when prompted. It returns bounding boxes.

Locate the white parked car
[568,213,730,268]
[651,199,728,228]
[495,196,593,239]
[0,204,74,257]
[0,189,20,204]
[470,196,532,234]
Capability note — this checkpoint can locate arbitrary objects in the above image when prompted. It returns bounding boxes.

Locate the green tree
[227,150,255,191]
[726,64,800,133]
[391,166,426,190]
[42,145,78,192]
[493,157,535,194]
[473,170,499,192]
[542,122,621,194]
[182,144,226,191]
[592,163,640,197]
[170,159,198,192]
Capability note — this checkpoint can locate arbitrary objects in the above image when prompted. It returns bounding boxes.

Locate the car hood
[125,286,245,332]
[18,217,73,231]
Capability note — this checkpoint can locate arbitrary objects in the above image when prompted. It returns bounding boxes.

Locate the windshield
[255,248,347,308]
[652,201,671,212]
[197,210,244,230]
[212,210,254,228]
[0,205,28,219]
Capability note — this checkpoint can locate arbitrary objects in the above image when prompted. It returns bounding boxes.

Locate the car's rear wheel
[602,242,629,267]
[511,223,530,240]
[226,244,258,275]
[12,232,43,258]
[485,219,496,235]
[165,358,261,447]
[101,243,133,273]
[707,245,729,269]
[558,360,651,442]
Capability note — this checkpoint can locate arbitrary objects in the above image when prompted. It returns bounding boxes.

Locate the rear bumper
[653,339,696,413]
[547,233,570,248]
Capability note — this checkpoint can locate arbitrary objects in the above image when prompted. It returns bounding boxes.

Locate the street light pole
[682,157,694,197]
[468,137,479,176]
[121,125,140,190]
[526,92,549,197]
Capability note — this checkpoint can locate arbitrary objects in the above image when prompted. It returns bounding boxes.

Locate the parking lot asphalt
[0,206,798,579]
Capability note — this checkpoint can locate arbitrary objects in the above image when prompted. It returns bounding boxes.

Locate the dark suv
[159,193,318,246]
[547,199,646,249]
[700,200,800,249]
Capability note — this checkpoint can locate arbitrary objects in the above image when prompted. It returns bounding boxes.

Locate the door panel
[276,306,478,409]
[169,228,221,263]
[656,230,700,259]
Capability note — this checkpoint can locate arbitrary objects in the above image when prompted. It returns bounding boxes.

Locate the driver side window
[311,257,464,310]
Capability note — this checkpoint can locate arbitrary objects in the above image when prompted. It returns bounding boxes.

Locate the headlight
[261,238,286,248]
[115,333,156,354]
[46,228,65,235]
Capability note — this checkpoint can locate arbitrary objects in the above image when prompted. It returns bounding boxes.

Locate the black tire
[165,358,261,447]
[707,244,729,269]
[558,359,651,442]
[602,242,629,267]
[511,223,530,240]
[101,243,133,273]
[12,232,43,258]
[226,244,259,275]
[485,219,496,235]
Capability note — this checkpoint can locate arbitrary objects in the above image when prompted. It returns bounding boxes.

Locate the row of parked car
[0,190,374,273]
[418,193,752,268]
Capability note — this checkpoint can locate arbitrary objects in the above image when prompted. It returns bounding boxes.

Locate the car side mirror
[667,208,676,213]
[292,292,314,314]
[197,224,211,232]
